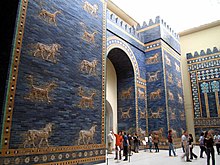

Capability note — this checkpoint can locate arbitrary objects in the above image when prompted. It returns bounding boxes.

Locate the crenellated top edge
[186,47,220,59]
[107,10,142,40]
[136,16,179,40]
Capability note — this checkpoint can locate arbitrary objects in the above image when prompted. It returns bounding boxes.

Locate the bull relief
[32,42,62,63]
[80,22,97,44]
[147,71,160,82]
[24,75,57,103]
[146,53,159,64]
[149,89,161,100]
[80,59,98,75]
[120,86,133,99]
[23,123,53,148]
[77,125,97,145]
[83,1,98,18]
[120,107,131,119]
[78,87,96,109]
[39,9,62,26]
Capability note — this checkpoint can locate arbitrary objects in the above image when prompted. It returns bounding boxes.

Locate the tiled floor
[98,146,219,165]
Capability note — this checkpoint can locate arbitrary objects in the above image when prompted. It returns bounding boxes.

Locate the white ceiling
[111,0,220,32]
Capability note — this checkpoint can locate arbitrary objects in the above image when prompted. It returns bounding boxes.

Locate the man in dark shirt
[123,132,129,161]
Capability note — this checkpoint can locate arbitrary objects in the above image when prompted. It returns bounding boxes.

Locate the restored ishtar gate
[0,0,220,164]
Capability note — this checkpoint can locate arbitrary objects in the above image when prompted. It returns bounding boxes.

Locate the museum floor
[98,146,220,165]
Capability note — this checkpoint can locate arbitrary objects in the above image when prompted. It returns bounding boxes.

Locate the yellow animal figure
[78,87,96,108]
[120,87,133,99]
[83,1,98,17]
[149,89,161,100]
[167,72,173,84]
[77,125,97,145]
[146,53,159,64]
[147,71,160,82]
[169,107,176,120]
[138,88,145,99]
[82,31,97,43]
[177,78,182,88]
[33,43,61,63]
[178,93,183,103]
[120,107,131,119]
[149,107,163,118]
[139,108,146,119]
[25,75,57,103]
[23,123,53,148]
[168,90,174,100]
[165,55,171,66]
[39,9,61,26]
[175,62,180,72]
[80,59,98,75]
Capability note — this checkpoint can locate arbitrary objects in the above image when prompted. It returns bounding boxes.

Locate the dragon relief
[149,107,163,118]
[78,87,96,109]
[24,75,57,103]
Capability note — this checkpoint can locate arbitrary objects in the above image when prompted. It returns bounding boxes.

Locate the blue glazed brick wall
[10,0,104,148]
[163,50,186,137]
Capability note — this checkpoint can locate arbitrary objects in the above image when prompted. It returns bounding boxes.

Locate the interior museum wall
[180,24,220,136]
[106,59,117,133]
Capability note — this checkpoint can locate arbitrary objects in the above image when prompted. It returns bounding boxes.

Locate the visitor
[214,132,220,155]
[153,133,159,152]
[127,133,133,156]
[148,133,153,152]
[168,129,177,157]
[113,130,123,160]
[204,130,215,165]
[199,132,206,158]
[181,131,185,153]
[122,132,129,161]
[133,133,139,153]
[188,133,197,159]
[107,131,114,154]
[181,131,191,162]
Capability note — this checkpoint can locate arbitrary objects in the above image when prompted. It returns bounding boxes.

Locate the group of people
[107,130,132,161]
[107,129,220,164]
[179,130,220,165]
[107,130,160,161]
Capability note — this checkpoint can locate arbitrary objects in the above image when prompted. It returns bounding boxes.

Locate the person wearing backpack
[199,132,206,158]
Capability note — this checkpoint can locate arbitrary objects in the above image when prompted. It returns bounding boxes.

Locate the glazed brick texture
[146,49,168,136]
[9,0,104,148]
[163,50,186,137]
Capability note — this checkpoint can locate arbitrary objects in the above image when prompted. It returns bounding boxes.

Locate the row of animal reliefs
[24,75,57,103]
[23,123,98,148]
[165,55,181,72]
[78,87,96,109]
